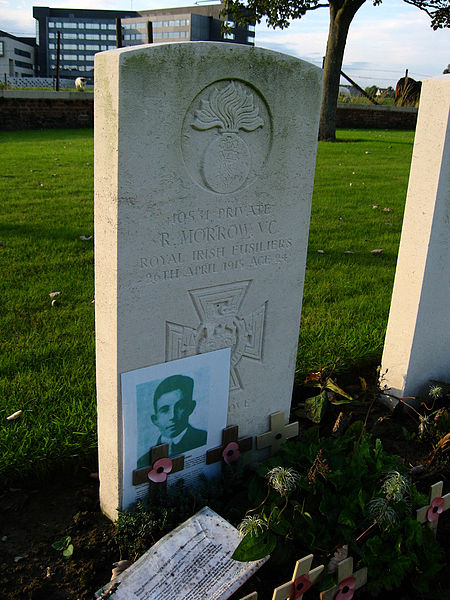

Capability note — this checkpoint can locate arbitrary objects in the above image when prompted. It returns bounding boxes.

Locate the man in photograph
[137,374,207,467]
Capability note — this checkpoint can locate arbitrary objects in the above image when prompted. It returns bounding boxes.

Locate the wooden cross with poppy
[256,411,299,457]
[320,557,367,600]
[132,443,184,490]
[272,554,324,600]
[206,425,252,465]
[416,480,450,535]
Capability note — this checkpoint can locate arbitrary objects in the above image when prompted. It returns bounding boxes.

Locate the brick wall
[336,102,417,129]
[0,91,417,131]
[0,90,93,130]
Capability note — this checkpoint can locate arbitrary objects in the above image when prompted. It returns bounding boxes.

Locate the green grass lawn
[0,128,414,484]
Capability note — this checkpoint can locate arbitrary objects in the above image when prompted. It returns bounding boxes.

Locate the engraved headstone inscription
[95,42,322,519]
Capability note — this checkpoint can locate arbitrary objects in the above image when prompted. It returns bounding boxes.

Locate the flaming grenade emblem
[191,82,265,194]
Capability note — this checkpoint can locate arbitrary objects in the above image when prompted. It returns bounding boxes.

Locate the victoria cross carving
[166,281,266,390]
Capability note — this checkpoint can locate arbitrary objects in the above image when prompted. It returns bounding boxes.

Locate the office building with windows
[33,5,255,81]
[0,30,36,79]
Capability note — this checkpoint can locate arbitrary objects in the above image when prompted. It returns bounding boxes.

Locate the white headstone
[95,42,322,519]
[381,76,450,400]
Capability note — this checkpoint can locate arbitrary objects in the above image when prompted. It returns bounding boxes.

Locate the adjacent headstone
[95,42,322,519]
[381,76,450,400]
[106,507,268,600]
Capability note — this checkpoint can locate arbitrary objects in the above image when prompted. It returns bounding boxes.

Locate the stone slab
[94,42,322,519]
[381,76,450,400]
[108,506,268,600]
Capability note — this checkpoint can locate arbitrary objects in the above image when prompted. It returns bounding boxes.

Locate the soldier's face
[152,390,192,439]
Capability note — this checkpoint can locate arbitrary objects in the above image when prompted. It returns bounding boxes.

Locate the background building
[33,4,255,81]
[0,30,36,79]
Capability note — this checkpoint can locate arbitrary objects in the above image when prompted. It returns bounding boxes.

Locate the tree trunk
[319,0,365,141]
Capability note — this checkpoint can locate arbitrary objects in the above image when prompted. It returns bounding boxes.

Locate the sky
[1,0,449,88]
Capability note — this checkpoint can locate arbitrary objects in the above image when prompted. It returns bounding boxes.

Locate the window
[108,35,116,41]
[180,31,186,38]
[101,23,107,30]
[78,22,84,29]
[15,60,33,69]
[168,20,180,27]
[78,65,85,71]
[15,48,31,58]
[50,53,56,60]
[86,44,99,50]
[49,43,55,49]
[248,24,255,32]
[224,20,235,29]
[63,54,77,60]
[247,36,254,44]
[49,22,55,28]
[186,19,189,26]
[153,32,162,39]
[163,21,168,26]
[78,55,85,61]
[49,33,55,39]
[223,32,235,40]
[168,31,180,38]
[78,33,85,39]
[108,23,116,30]
[63,44,77,50]
[163,32,168,38]
[0,41,3,56]
[86,34,100,40]
[101,34,107,40]
[63,22,77,28]
[78,44,85,50]
[180,19,186,26]
[63,33,77,39]
[101,45,108,50]
[85,56,94,62]
[152,21,162,28]
[55,22,62,28]
[86,23,98,30]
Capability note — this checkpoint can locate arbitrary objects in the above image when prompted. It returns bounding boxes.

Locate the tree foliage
[224,0,449,140]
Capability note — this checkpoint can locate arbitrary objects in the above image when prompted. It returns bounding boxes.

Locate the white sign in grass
[110,507,268,600]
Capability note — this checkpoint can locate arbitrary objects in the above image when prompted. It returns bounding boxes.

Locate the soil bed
[1,369,448,599]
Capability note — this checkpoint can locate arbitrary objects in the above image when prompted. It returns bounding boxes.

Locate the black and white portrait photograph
[121,348,230,508]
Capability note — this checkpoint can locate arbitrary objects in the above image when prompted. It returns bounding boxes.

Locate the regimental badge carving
[181,79,272,194]
[191,82,264,194]
[166,281,266,390]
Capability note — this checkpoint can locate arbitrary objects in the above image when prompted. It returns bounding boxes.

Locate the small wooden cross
[256,412,299,456]
[272,554,324,600]
[240,593,258,600]
[132,443,184,487]
[206,425,252,465]
[416,481,450,535]
[320,557,367,600]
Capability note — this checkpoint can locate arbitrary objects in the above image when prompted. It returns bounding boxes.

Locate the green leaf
[231,531,277,562]
[63,544,74,558]
[305,390,328,423]
[325,379,353,402]
[51,536,71,552]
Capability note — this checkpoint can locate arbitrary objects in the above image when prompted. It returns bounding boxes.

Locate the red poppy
[427,496,445,522]
[148,457,173,483]
[292,573,312,598]
[335,576,356,600]
[222,441,240,464]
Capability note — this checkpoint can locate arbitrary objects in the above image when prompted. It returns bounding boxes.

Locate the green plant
[51,535,74,558]
[299,365,353,423]
[232,425,444,596]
